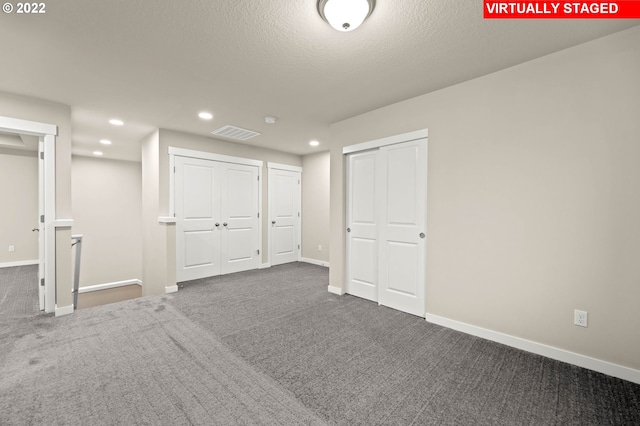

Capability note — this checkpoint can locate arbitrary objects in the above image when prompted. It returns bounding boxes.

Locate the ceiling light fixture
[198,112,213,120]
[99,139,112,145]
[317,0,375,32]
[109,119,124,126]
[93,151,103,156]
[310,140,320,147]
[265,116,277,124]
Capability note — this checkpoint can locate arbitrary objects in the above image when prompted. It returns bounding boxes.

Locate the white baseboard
[259,263,271,269]
[78,279,142,294]
[0,259,39,268]
[55,304,74,317]
[327,285,345,295]
[301,257,330,268]
[165,285,179,294]
[425,313,640,385]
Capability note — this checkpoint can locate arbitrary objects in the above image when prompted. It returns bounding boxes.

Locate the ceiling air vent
[211,125,261,141]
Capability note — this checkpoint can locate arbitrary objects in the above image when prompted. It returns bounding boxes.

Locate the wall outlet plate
[574,309,588,327]
[8,245,15,252]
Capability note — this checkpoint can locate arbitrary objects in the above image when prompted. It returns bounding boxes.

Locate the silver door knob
[223,222,228,227]
[419,232,425,239]
[347,228,351,233]
[215,223,220,227]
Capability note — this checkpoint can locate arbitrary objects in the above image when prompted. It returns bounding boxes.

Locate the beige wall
[158,129,302,264]
[72,156,142,286]
[0,91,73,310]
[301,151,330,263]
[329,26,640,370]
[0,149,38,264]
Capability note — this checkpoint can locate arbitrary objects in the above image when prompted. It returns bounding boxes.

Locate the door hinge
[257,176,260,181]
[298,212,300,217]
[298,179,300,184]
[257,249,260,255]
[173,166,176,173]
[40,215,44,223]
[40,278,44,287]
[40,152,44,160]
[257,212,260,218]
[298,244,300,249]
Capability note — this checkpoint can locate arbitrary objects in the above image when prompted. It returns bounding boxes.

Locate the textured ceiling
[0,1,637,160]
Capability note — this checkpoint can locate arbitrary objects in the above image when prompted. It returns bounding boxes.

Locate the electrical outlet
[574,309,588,327]
[8,245,15,252]
[318,245,322,252]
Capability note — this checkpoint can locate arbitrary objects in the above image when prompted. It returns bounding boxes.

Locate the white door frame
[267,162,302,267]
[342,129,428,316]
[0,116,57,313]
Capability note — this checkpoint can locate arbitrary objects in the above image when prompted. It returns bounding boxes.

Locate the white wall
[0,149,38,264]
[302,151,330,263]
[72,156,142,286]
[329,26,640,371]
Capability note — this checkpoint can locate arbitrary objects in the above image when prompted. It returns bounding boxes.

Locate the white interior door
[38,139,45,310]
[378,139,427,316]
[269,167,301,266]
[346,150,379,302]
[220,163,260,274]
[175,156,220,282]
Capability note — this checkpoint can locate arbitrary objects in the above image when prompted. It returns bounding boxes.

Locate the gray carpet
[0,266,326,425]
[1,263,639,425]
[170,263,640,425]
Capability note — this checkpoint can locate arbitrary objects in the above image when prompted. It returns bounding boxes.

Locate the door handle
[223,222,228,227]
[32,228,39,232]
[419,232,425,239]
[347,228,351,233]
[272,221,276,225]
[215,223,220,227]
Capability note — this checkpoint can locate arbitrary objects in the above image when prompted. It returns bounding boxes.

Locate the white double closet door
[346,138,427,317]
[175,156,260,282]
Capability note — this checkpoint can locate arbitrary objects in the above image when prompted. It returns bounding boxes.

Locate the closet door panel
[346,150,379,302]
[221,163,260,274]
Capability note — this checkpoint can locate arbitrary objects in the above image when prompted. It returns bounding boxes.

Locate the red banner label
[484,1,640,18]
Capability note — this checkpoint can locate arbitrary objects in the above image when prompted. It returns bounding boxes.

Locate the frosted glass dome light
[318,0,375,32]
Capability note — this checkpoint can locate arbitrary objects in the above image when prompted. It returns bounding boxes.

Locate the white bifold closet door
[175,156,260,282]
[346,138,427,317]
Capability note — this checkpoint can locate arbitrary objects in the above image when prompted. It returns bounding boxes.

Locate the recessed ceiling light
[109,119,124,126]
[99,139,112,145]
[198,112,213,120]
[265,116,277,124]
[310,140,320,147]
[93,151,103,156]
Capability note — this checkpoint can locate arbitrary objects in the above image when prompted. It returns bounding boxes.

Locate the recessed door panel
[351,155,376,225]
[184,230,216,268]
[385,241,419,296]
[275,225,295,255]
[386,147,418,226]
[225,228,254,263]
[226,168,254,219]
[183,165,215,219]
